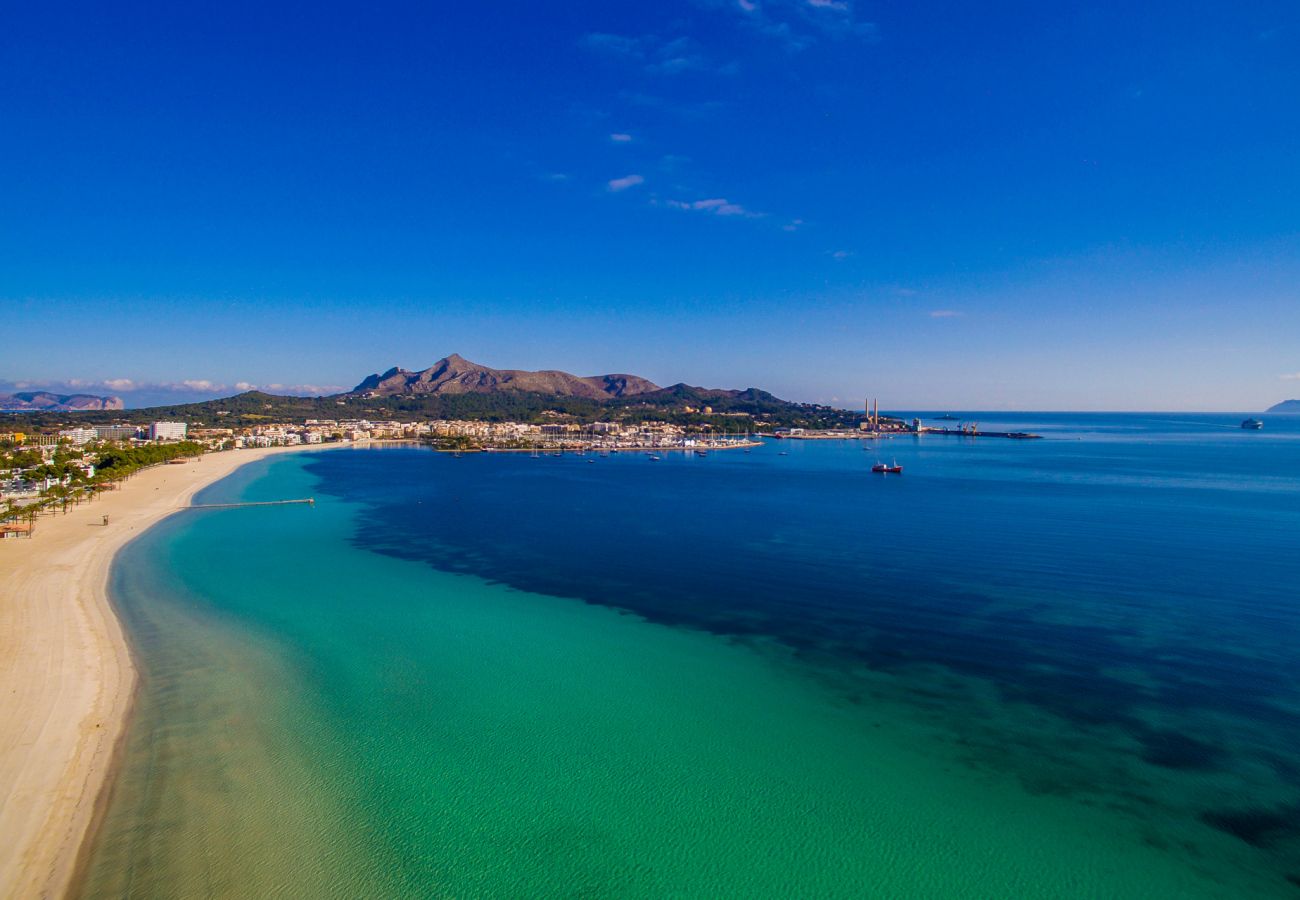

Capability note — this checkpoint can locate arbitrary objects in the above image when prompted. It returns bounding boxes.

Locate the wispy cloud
[666,197,762,217]
[646,36,709,74]
[720,0,879,49]
[1280,372,1300,381]
[782,218,805,232]
[609,132,633,143]
[608,173,646,192]
[580,32,643,56]
[829,249,852,260]
[582,32,734,76]
[929,310,962,318]
[620,90,727,119]
[1,378,345,399]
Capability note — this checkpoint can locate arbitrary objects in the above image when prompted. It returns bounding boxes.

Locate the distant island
[1,355,866,431]
[1267,399,1300,413]
[0,391,123,412]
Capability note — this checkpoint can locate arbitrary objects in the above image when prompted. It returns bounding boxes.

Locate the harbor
[772,400,1041,440]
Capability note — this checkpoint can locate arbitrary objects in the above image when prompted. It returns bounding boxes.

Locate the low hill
[612,383,789,414]
[0,391,123,412]
[1267,399,1300,413]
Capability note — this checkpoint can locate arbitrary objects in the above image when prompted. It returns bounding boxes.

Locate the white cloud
[609,133,633,142]
[608,173,646,191]
[1280,373,1300,381]
[829,249,852,260]
[102,378,136,391]
[180,379,220,391]
[929,310,962,318]
[235,381,258,391]
[667,197,761,217]
[261,383,345,396]
[782,218,805,231]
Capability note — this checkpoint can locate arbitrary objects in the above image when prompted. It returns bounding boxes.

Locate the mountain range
[348,354,783,408]
[350,354,660,401]
[0,356,852,430]
[0,391,124,412]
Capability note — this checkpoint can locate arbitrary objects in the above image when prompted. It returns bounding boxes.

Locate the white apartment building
[57,427,98,446]
[149,421,188,441]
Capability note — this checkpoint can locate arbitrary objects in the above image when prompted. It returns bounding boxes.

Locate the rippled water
[82,413,1300,896]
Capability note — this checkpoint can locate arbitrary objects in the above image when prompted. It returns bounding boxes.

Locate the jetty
[923,428,1041,439]
[183,498,315,510]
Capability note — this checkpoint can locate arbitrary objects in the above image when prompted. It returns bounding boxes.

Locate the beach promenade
[0,445,317,900]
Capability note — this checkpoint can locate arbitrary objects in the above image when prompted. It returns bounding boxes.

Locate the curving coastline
[0,445,329,900]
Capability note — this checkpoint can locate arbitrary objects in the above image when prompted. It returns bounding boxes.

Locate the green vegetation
[2,440,207,524]
[93,441,207,479]
[1,386,863,431]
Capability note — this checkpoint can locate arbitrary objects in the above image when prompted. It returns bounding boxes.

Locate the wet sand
[0,445,324,899]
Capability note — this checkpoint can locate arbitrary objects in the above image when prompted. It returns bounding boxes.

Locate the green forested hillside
[2,386,863,431]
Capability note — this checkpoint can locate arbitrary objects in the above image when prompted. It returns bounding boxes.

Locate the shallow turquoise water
[82,414,1300,896]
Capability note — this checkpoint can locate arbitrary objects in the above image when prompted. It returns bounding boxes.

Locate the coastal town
[0,416,737,535]
[3,403,991,536]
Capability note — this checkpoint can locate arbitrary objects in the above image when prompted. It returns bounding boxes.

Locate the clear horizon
[3,3,1298,410]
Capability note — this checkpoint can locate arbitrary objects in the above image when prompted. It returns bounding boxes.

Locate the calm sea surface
[81,413,1300,897]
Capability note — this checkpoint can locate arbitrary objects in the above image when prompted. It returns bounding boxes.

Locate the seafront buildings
[147,421,188,441]
[0,415,761,518]
[3,403,961,521]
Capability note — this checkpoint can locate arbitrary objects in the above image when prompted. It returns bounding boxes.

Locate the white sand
[0,445,325,899]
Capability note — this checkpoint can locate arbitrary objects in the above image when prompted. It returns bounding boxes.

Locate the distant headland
[0,391,123,412]
[1267,399,1300,413]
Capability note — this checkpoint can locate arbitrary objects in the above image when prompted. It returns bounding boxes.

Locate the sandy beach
[0,445,322,900]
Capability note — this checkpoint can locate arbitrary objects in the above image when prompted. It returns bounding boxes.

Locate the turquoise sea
[81,413,1300,897]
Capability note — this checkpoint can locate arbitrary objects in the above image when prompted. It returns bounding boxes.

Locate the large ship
[1241,418,1264,430]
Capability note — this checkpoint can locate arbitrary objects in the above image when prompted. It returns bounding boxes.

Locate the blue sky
[2,1,1298,410]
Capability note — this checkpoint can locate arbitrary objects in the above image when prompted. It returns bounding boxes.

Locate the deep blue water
[298,412,1300,885]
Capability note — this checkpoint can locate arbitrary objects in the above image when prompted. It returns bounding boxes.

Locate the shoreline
[0,444,331,900]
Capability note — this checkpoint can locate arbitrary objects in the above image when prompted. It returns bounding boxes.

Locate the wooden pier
[183,498,315,510]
